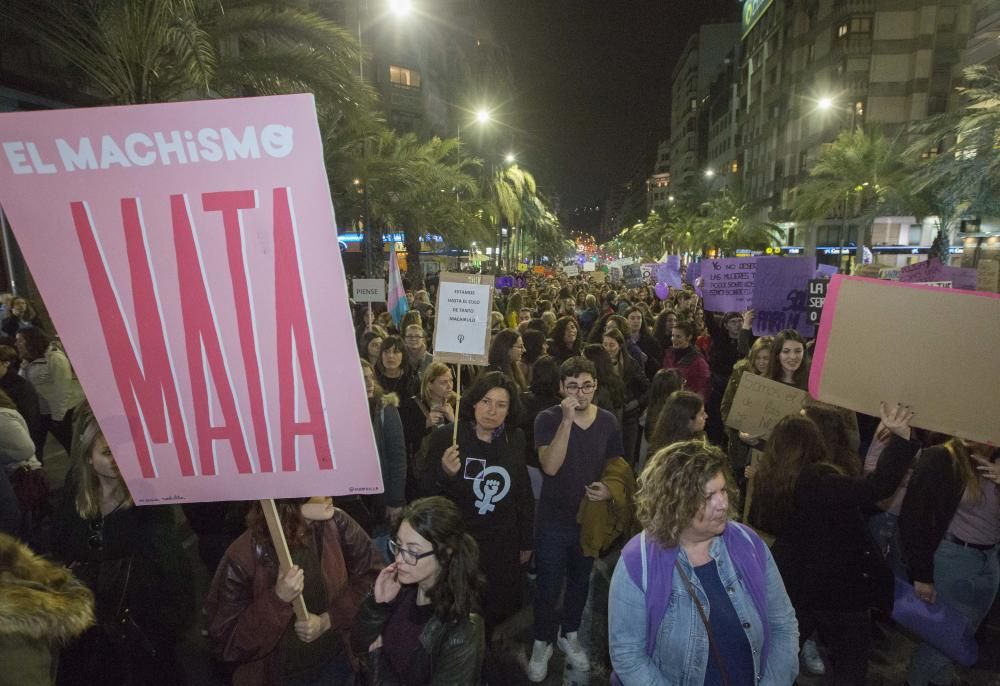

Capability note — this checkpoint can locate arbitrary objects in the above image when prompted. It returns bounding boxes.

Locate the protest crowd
[0,266,997,686]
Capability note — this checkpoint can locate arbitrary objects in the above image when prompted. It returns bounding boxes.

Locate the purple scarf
[616,522,771,677]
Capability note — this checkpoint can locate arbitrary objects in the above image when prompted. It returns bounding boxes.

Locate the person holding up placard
[53,403,194,686]
[720,337,772,494]
[754,405,918,686]
[899,437,1000,686]
[352,497,485,685]
[417,372,533,631]
[206,497,380,686]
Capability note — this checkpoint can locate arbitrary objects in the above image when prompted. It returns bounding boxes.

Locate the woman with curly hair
[548,316,581,363]
[608,440,799,684]
[352,497,486,685]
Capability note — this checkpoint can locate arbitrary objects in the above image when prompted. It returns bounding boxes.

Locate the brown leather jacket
[205,508,381,686]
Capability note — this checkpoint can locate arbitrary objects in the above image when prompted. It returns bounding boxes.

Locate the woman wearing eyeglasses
[353,497,486,685]
[52,402,194,686]
[206,497,381,686]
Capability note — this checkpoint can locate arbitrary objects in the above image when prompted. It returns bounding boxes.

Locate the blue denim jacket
[609,535,799,685]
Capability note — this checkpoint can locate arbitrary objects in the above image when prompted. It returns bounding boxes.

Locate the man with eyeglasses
[527,356,625,682]
[403,324,434,380]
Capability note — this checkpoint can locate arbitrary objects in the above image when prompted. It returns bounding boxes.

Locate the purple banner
[702,257,758,312]
[816,264,839,278]
[686,260,701,285]
[900,259,977,291]
[751,256,817,336]
[656,259,683,289]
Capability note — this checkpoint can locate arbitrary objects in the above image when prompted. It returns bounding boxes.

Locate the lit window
[389,65,421,89]
[837,22,848,38]
[731,160,739,174]
[854,101,865,117]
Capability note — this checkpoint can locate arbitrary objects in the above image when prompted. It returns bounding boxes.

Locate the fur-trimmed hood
[0,534,94,643]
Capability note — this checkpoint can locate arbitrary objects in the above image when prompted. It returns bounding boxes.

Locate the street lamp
[817,96,834,111]
[504,152,516,164]
[388,0,412,17]
[704,169,715,178]
[476,109,491,124]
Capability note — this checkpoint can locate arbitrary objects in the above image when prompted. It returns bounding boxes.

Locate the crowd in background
[0,269,997,686]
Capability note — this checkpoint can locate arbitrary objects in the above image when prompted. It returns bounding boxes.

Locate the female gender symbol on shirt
[473,466,511,515]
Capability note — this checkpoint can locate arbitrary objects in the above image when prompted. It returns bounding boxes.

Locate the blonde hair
[420,362,457,409]
[72,403,133,519]
[944,439,984,502]
[635,440,737,546]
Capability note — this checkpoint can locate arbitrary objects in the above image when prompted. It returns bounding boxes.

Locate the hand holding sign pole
[433,273,494,446]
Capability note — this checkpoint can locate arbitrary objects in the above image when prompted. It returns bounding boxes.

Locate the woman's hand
[744,463,757,479]
[441,404,455,423]
[739,431,762,446]
[914,581,937,604]
[520,550,533,565]
[369,636,384,653]
[374,562,402,604]
[426,411,442,429]
[275,565,304,603]
[973,455,1000,485]
[879,402,914,440]
[294,612,331,643]
[742,309,755,330]
[585,481,611,502]
[441,444,461,477]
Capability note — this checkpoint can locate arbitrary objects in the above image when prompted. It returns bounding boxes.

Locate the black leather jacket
[352,587,484,685]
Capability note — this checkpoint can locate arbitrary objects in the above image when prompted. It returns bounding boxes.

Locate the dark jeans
[534,523,593,643]
[799,609,871,686]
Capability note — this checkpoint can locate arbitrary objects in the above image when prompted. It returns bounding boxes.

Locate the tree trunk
[405,227,423,290]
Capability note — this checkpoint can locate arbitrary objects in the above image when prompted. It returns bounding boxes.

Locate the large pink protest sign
[810,275,1000,446]
[0,95,383,504]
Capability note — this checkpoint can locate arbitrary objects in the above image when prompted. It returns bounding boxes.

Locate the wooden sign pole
[260,498,309,621]
[452,363,462,446]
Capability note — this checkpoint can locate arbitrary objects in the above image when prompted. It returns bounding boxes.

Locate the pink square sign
[0,94,383,504]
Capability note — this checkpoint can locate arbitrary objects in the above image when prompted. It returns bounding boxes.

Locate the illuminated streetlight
[818,96,834,111]
[668,194,675,202]
[388,0,412,17]
[476,109,491,124]
[505,152,516,164]
[704,169,715,178]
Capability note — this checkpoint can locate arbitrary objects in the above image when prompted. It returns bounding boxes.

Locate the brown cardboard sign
[432,272,494,366]
[724,373,808,438]
[810,275,1000,446]
[977,259,999,294]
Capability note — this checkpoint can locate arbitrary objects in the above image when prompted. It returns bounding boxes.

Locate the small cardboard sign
[725,373,808,437]
[352,278,385,303]
[563,264,580,277]
[432,272,494,365]
[583,262,596,272]
[807,279,829,327]
[588,271,607,283]
[810,275,1000,445]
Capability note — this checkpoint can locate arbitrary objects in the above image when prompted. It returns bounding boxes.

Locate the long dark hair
[753,415,830,534]
[803,402,861,477]
[521,329,547,365]
[377,335,409,377]
[582,343,625,409]
[400,497,484,623]
[550,316,580,359]
[488,329,527,390]
[645,369,684,439]
[649,390,704,453]
[766,329,809,389]
[528,355,561,397]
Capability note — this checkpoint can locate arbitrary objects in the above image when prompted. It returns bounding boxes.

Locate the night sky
[486,0,740,209]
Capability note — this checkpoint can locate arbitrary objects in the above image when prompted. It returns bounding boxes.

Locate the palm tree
[482,164,543,273]
[329,128,485,283]
[791,127,925,263]
[2,0,375,130]
[701,190,784,256]
[905,64,1000,238]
